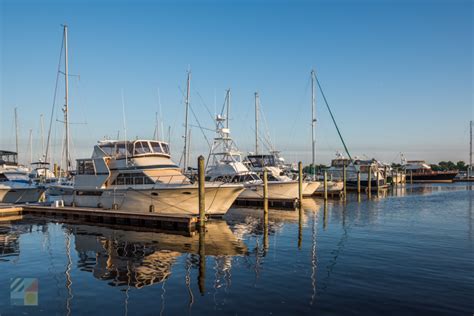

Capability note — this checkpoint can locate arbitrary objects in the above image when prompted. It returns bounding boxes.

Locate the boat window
[134,141,152,155]
[116,143,132,157]
[77,160,95,175]
[112,173,155,185]
[161,143,170,154]
[247,155,275,168]
[150,142,163,153]
[99,144,115,156]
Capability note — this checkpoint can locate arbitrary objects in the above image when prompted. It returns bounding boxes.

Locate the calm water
[0,184,473,315]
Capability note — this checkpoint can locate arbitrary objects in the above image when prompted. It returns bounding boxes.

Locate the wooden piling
[376,166,380,191]
[198,224,206,294]
[263,169,269,214]
[367,166,372,194]
[298,161,303,203]
[357,171,361,194]
[342,164,347,200]
[323,171,328,201]
[198,155,206,227]
[410,170,413,184]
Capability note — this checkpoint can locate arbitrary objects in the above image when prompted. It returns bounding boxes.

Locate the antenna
[121,89,128,165]
[226,89,231,129]
[14,107,19,158]
[255,92,259,155]
[157,88,164,140]
[183,70,191,171]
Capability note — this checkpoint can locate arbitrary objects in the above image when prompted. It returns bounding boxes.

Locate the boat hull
[239,181,305,200]
[314,180,343,193]
[303,181,321,196]
[0,186,45,204]
[406,171,458,183]
[60,184,244,216]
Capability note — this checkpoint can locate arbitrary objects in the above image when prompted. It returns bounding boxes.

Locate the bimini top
[0,150,18,166]
[95,140,171,159]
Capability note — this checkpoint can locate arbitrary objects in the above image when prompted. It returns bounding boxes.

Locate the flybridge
[95,140,171,159]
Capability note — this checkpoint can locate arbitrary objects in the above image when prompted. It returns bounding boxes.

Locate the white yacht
[245,151,321,196]
[326,153,385,189]
[205,114,304,200]
[56,139,244,216]
[0,151,45,203]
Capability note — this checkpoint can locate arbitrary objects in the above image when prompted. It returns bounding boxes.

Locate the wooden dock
[0,204,198,232]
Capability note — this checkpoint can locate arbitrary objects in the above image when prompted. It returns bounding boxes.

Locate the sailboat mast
[311,69,316,174]
[255,92,259,155]
[40,114,45,160]
[28,129,33,166]
[63,25,70,172]
[470,120,472,178]
[183,71,191,171]
[14,107,19,158]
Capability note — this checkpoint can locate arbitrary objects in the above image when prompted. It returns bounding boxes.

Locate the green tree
[456,161,467,171]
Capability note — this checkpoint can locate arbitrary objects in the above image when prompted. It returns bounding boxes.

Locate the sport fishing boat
[0,150,45,203]
[402,160,457,183]
[205,106,304,200]
[56,139,244,216]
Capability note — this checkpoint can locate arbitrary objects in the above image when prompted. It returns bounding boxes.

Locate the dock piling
[198,155,206,227]
[342,164,347,200]
[410,170,413,184]
[367,167,372,195]
[263,169,269,220]
[357,171,361,194]
[298,161,303,203]
[323,171,328,201]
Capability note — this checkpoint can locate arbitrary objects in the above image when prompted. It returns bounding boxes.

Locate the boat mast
[63,24,70,172]
[40,114,45,160]
[183,71,191,171]
[255,92,259,155]
[311,69,316,175]
[28,129,33,166]
[470,120,472,178]
[14,107,19,158]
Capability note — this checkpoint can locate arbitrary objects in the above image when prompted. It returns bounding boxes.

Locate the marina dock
[0,204,198,232]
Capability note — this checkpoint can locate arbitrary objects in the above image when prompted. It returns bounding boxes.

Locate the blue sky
[1,0,472,167]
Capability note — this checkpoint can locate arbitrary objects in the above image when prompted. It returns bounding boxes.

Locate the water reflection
[69,220,246,289]
[0,215,24,262]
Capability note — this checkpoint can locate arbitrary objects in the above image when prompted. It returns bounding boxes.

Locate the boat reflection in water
[69,220,247,289]
[0,217,23,262]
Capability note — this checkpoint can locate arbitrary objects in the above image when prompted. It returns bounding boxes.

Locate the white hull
[61,184,244,216]
[239,181,305,200]
[0,186,45,204]
[314,181,343,193]
[303,181,321,196]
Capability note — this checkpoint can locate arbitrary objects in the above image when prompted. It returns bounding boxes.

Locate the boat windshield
[134,141,152,155]
[247,155,276,168]
[116,143,133,157]
[150,141,164,154]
